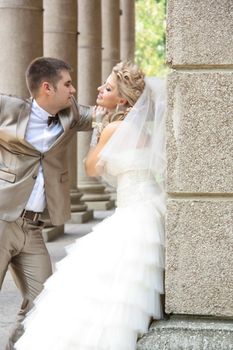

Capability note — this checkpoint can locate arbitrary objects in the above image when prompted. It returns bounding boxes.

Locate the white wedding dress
[15,149,165,350]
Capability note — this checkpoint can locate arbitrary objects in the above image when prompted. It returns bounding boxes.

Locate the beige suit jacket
[0,94,93,225]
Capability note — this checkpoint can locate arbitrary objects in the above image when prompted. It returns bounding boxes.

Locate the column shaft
[78,0,114,210]
[101,0,120,81]
[101,0,120,203]
[0,0,43,97]
[120,0,135,62]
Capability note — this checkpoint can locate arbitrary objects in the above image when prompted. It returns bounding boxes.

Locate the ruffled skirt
[15,198,164,350]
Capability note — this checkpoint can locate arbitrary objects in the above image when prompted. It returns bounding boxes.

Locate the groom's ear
[41,81,55,96]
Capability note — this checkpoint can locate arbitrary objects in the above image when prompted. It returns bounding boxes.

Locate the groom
[0,57,93,349]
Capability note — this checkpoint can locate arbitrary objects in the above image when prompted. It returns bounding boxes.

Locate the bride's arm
[84,121,121,177]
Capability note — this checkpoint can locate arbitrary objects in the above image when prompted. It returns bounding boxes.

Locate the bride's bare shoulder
[100,121,122,141]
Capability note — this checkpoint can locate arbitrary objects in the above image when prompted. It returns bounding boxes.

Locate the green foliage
[135,0,167,77]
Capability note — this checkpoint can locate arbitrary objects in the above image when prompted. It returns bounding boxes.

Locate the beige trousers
[0,217,52,350]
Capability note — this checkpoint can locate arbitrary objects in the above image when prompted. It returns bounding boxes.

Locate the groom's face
[50,70,76,111]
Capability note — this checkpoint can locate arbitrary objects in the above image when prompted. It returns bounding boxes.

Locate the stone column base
[69,210,93,224]
[137,316,233,350]
[70,189,94,223]
[85,199,115,210]
[78,182,115,211]
[105,186,117,204]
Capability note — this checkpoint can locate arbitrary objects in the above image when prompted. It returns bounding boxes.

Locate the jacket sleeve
[0,94,2,123]
[70,96,93,131]
[77,104,94,131]
[0,94,4,131]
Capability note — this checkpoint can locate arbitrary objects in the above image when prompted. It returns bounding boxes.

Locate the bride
[15,61,166,350]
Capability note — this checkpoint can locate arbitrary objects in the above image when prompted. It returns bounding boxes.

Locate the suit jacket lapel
[16,98,38,151]
[40,110,70,152]
[16,100,72,153]
[58,111,70,134]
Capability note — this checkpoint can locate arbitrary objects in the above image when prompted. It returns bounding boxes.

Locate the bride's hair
[104,61,145,126]
[113,61,145,107]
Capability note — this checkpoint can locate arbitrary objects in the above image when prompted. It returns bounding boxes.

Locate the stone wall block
[167,71,233,194]
[166,0,233,67]
[165,198,233,317]
[137,318,233,350]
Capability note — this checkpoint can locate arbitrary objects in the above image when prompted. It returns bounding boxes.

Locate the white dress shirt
[25,100,63,212]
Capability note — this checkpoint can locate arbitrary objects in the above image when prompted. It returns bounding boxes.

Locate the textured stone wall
[166,0,233,67]
[165,0,233,317]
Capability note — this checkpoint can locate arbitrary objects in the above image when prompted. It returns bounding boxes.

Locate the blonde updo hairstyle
[104,61,145,125]
[113,61,145,108]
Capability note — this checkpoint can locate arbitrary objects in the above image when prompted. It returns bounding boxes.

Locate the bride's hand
[93,106,107,123]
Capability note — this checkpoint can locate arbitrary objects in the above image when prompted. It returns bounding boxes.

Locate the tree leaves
[135,0,167,77]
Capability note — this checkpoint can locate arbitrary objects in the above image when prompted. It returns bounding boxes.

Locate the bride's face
[96,73,122,111]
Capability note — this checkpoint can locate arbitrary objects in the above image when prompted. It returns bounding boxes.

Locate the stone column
[101,0,120,81]
[138,1,233,349]
[101,0,120,203]
[77,0,114,210]
[0,0,43,97]
[120,0,135,62]
[43,0,92,230]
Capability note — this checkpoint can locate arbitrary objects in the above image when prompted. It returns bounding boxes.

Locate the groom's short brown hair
[26,57,72,96]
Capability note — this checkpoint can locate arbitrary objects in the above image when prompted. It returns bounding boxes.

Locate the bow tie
[47,114,59,127]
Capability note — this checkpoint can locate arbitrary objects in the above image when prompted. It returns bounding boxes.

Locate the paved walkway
[0,210,113,350]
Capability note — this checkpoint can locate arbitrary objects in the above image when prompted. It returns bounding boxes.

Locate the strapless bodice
[103,149,164,208]
[116,170,161,207]
[102,148,164,207]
